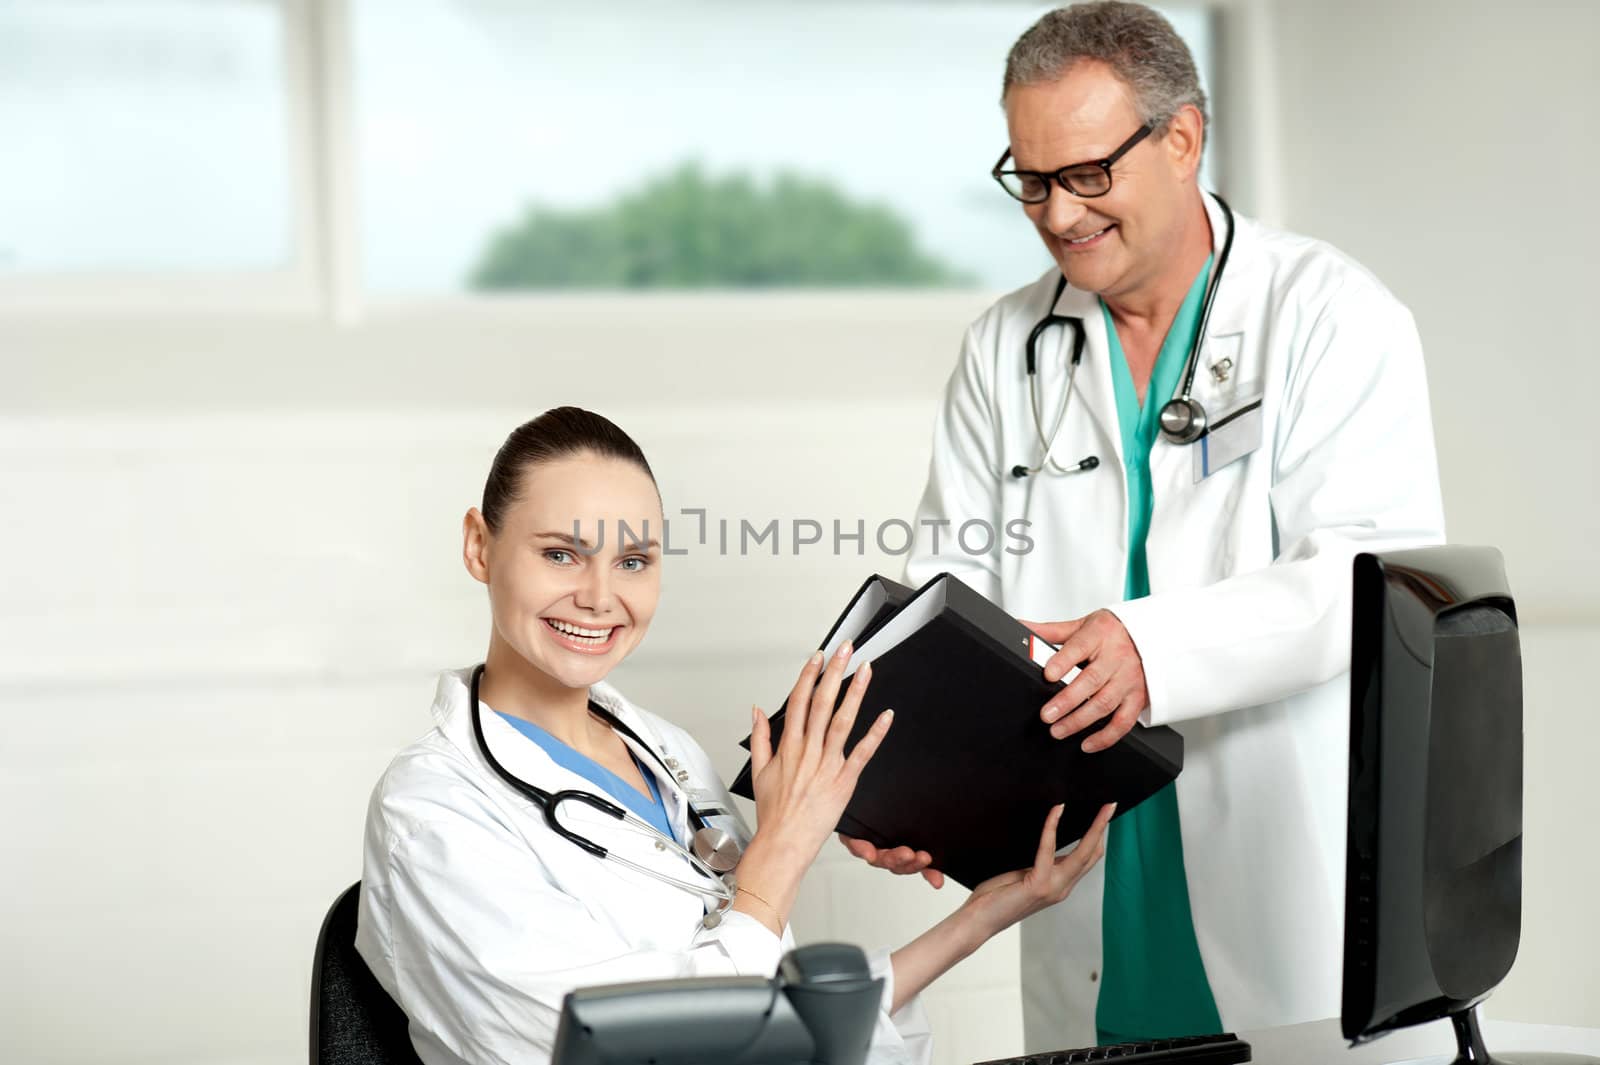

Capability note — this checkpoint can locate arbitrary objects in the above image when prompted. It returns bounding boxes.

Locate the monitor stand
[1430,1006,1599,1065]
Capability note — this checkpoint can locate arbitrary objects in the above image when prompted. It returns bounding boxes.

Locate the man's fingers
[1081,698,1144,753]
[1050,684,1121,740]
[879,846,933,874]
[840,836,935,880]
[1043,627,1097,684]
[1041,661,1106,725]
[1042,650,1087,689]
[750,705,772,777]
[1049,652,1106,710]
[838,833,878,861]
[1021,617,1084,645]
[844,837,942,883]
[848,842,929,875]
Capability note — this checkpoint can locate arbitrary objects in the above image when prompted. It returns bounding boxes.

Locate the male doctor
[844,0,1446,1052]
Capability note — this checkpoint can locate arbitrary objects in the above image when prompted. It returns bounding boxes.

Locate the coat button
[654,840,667,851]
[677,771,690,783]
[666,758,680,769]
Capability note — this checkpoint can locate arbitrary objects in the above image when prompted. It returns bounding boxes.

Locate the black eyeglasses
[992,123,1154,202]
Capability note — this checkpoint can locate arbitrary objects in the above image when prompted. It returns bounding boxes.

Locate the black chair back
[310,882,425,1065]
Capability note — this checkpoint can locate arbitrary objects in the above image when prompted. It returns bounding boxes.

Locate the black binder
[735,573,915,753]
[731,574,912,839]
[730,572,1183,889]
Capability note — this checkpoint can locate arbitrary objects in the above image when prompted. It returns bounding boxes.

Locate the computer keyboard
[972,1032,1252,1065]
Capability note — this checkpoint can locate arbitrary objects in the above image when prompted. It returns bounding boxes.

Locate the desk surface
[1239,1019,1600,1065]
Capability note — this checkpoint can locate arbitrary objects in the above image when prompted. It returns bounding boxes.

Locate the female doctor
[354,406,1115,1065]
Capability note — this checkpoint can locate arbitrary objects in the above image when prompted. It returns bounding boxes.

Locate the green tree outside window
[469,162,969,289]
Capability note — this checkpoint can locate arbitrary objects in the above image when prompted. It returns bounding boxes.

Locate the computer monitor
[1341,546,1594,1065]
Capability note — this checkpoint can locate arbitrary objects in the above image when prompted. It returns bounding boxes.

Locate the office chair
[309,882,424,1065]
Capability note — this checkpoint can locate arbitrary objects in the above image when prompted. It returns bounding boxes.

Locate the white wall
[1227,0,1600,1025]
[4,3,1599,1063]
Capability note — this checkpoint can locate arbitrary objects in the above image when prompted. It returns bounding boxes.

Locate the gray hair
[1002,2,1208,134]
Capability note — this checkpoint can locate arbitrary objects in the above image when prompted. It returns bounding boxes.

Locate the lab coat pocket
[1193,389,1264,482]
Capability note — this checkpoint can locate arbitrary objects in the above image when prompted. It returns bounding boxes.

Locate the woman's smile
[541,616,622,655]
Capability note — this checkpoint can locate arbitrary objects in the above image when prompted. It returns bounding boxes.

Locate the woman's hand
[732,642,893,933]
[749,642,893,863]
[958,801,1115,941]
[884,802,1114,1012]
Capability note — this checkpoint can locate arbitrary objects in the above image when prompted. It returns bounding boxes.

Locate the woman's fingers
[805,642,854,760]
[781,649,826,753]
[1085,801,1116,845]
[822,660,871,759]
[842,707,894,780]
[1055,802,1116,882]
[1033,803,1066,877]
[750,705,772,778]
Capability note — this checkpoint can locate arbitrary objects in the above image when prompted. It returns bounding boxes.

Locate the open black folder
[729,572,1183,889]
[732,574,914,840]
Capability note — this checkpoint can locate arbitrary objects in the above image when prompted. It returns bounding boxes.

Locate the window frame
[0,0,359,319]
[0,0,1258,321]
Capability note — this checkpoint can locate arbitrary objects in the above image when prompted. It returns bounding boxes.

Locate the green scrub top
[1094,258,1224,1045]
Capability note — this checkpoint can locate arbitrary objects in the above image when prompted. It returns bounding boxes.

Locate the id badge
[1194,392,1264,481]
[686,786,730,819]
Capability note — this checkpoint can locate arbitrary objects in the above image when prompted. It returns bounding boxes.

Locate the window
[0,0,293,276]
[1,1,1217,305]
[352,1,1216,294]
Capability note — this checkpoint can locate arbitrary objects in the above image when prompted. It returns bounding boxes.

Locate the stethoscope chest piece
[691,825,741,873]
[1159,396,1209,444]
[1021,195,1236,459]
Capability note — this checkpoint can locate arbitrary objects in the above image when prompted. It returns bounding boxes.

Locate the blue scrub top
[1094,258,1224,1045]
[494,709,678,843]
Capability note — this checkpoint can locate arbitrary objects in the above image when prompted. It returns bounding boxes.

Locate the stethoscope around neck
[467,663,742,924]
[1011,195,1236,479]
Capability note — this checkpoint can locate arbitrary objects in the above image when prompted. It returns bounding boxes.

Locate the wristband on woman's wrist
[736,884,779,917]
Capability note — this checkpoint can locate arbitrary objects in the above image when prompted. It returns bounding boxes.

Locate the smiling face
[1005,59,1204,303]
[464,451,663,692]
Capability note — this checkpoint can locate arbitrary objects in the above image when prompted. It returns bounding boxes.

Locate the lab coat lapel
[431,670,601,816]
[1196,192,1252,398]
[430,668,671,847]
[1045,278,1124,473]
[427,669,715,923]
[1148,194,1260,516]
[589,682,693,844]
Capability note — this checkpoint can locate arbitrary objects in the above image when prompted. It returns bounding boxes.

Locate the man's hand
[836,834,946,888]
[1025,610,1150,753]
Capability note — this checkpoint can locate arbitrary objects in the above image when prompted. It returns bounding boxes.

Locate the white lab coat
[356,667,932,1065]
[905,194,1445,1050]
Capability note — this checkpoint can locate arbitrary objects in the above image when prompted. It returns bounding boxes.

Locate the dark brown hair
[481,407,657,533]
